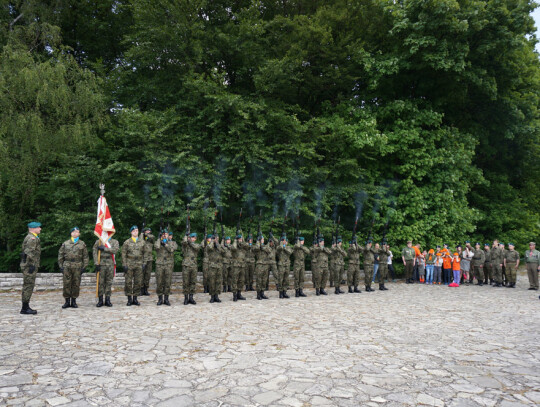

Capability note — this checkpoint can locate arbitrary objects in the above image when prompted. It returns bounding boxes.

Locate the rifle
[203,207,208,243]
[167,209,170,232]
[335,216,340,244]
[316,218,321,241]
[142,205,147,233]
[368,218,374,242]
[247,216,253,244]
[352,216,358,244]
[332,219,336,246]
[257,210,262,242]
[269,218,274,241]
[212,210,218,237]
[236,208,243,239]
[185,204,191,236]
[220,210,225,243]
[281,214,287,241]
[160,206,164,236]
[382,221,389,244]
[295,215,300,244]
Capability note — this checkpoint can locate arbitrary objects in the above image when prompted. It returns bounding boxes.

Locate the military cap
[70,226,80,232]
[143,227,151,232]
[189,232,197,238]
[337,238,342,243]
[169,231,173,235]
[366,239,372,244]
[225,236,231,240]
[298,237,305,241]
[465,240,470,243]
[318,237,325,242]
[28,222,41,228]
[484,243,490,247]
[207,234,213,239]
[130,225,138,232]
[436,245,441,248]
[280,236,287,241]
[162,228,169,234]
[475,242,480,245]
[236,234,243,239]
[529,242,536,245]
[508,242,514,246]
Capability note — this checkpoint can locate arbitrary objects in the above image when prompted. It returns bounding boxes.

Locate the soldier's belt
[63,261,83,266]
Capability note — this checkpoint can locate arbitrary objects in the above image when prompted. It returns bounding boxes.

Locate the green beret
[337,238,342,243]
[206,234,213,239]
[225,236,231,240]
[508,242,514,246]
[298,237,305,241]
[27,222,41,228]
[130,225,138,232]
[318,237,325,242]
[236,234,243,239]
[189,232,197,238]
[143,227,151,232]
[70,227,80,232]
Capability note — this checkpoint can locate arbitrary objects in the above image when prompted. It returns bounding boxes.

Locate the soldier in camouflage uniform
[347,239,362,293]
[401,241,415,284]
[182,232,201,305]
[377,243,390,291]
[230,234,248,301]
[19,222,42,315]
[58,227,89,308]
[483,243,493,285]
[255,236,272,300]
[93,236,119,307]
[363,241,376,292]
[331,238,347,294]
[472,242,486,286]
[313,237,332,295]
[490,239,504,287]
[154,229,177,305]
[245,235,256,291]
[525,242,540,290]
[500,242,508,285]
[310,241,319,291]
[121,226,145,305]
[206,235,225,303]
[202,234,212,293]
[292,237,309,297]
[276,236,293,298]
[141,228,155,296]
[222,236,233,292]
[503,243,520,288]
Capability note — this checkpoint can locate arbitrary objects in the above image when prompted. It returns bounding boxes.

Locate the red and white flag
[94,195,116,272]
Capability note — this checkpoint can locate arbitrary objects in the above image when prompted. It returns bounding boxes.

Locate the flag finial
[99,183,105,196]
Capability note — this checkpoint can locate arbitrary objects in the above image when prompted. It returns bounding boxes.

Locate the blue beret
[206,234,213,239]
[130,225,138,232]
[189,233,197,238]
[280,236,287,241]
[436,245,441,248]
[465,240,470,243]
[337,238,342,243]
[28,222,41,228]
[70,227,80,232]
[225,236,231,240]
[319,237,325,242]
[162,228,169,234]
[143,227,151,232]
[169,231,173,235]
[236,234,243,239]
[484,243,490,247]
[298,237,305,241]
[508,242,514,246]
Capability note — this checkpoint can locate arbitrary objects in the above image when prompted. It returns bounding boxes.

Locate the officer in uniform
[141,227,155,296]
[121,226,145,305]
[276,236,293,298]
[331,237,347,294]
[206,235,225,303]
[182,232,200,305]
[524,242,539,290]
[222,236,233,292]
[292,237,309,297]
[472,242,486,286]
[313,237,332,295]
[93,236,119,307]
[58,227,89,308]
[155,229,178,305]
[490,239,504,287]
[503,243,520,288]
[230,234,248,301]
[483,243,492,285]
[362,240,376,291]
[202,234,212,293]
[402,241,415,284]
[377,242,390,291]
[347,239,361,293]
[245,234,256,291]
[20,222,42,315]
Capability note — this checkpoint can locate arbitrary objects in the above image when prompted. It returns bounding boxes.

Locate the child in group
[425,249,435,284]
[450,252,461,287]
[434,247,443,284]
[417,250,426,283]
[442,244,452,285]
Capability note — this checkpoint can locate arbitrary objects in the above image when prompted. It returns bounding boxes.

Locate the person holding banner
[93,237,119,307]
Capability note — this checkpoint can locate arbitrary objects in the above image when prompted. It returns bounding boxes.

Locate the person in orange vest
[450,252,461,287]
[441,244,452,285]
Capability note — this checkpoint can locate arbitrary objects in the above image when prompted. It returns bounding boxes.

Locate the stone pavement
[0,277,539,406]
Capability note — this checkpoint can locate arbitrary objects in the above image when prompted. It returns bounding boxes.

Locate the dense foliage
[1,0,539,272]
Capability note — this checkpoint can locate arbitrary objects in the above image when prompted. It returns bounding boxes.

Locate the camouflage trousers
[311,264,320,288]
[245,262,255,288]
[347,263,360,287]
[125,263,143,296]
[404,260,414,280]
[255,263,269,291]
[202,260,208,288]
[222,263,232,288]
[473,264,484,283]
[505,262,517,284]
[97,264,114,297]
[155,263,173,296]
[364,263,374,287]
[21,265,37,303]
[377,263,388,283]
[329,261,334,285]
[293,261,305,290]
[182,264,197,295]
[270,262,280,290]
[484,263,492,282]
[277,263,290,291]
[332,264,344,287]
[232,263,245,292]
[63,265,82,299]
[492,263,502,284]
[142,260,152,290]
[208,264,222,296]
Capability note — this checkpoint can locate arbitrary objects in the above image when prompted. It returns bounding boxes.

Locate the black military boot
[348,286,353,293]
[261,291,268,299]
[365,285,370,292]
[227,285,232,293]
[96,295,104,307]
[210,294,215,303]
[62,298,71,309]
[237,291,246,300]
[246,284,249,291]
[299,288,307,297]
[382,284,389,291]
[279,291,283,299]
[105,296,112,307]
[132,296,140,306]
[282,290,289,299]
[257,291,262,300]
[335,287,340,295]
[354,285,361,293]
[329,281,334,287]
[20,302,37,315]
[140,287,145,296]
[214,294,221,303]
[320,288,327,295]
[127,296,133,306]
[189,294,197,304]
[163,295,170,305]
[184,294,189,305]
[316,288,320,296]
[233,292,238,302]
[203,285,208,293]
[157,295,163,305]
[250,284,254,291]
[379,284,384,291]
[295,289,299,297]
[71,298,78,308]
[223,285,227,292]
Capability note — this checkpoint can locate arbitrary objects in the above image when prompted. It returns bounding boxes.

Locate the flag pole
[96,183,105,299]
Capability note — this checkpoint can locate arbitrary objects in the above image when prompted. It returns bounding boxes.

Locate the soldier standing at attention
[154,229,177,305]
[255,235,271,300]
[292,237,309,297]
[313,237,332,295]
[310,240,320,294]
[20,222,42,315]
[141,227,155,296]
[524,242,539,290]
[230,234,248,301]
[222,236,233,292]
[58,227,89,309]
[93,236,119,307]
[472,242,486,286]
[503,243,520,288]
[245,234,256,291]
[182,232,200,305]
[483,243,492,285]
[276,236,293,298]
[202,234,212,293]
[331,237,347,294]
[377,242,390,291]
[500,242,508,285]
[207,235,225,303]
[490,239,504,287]
[347,239,362,293]
[362,240,376,292]
[402,241,415,284]
[121,226,145,306]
